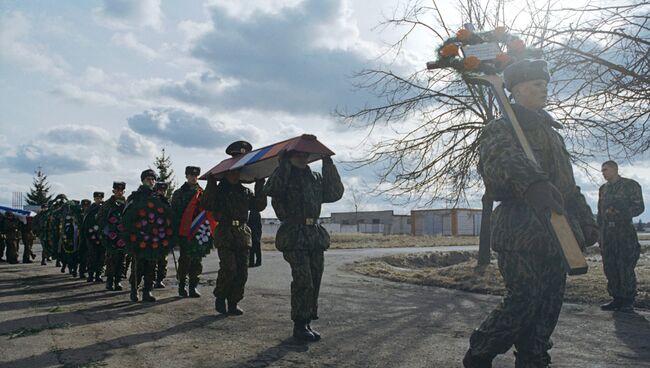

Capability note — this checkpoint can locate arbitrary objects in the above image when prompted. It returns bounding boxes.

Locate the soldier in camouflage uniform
[598,160,645,313]
[463,60,599,368]
[172,166,206,298]
[0,212,6,262]
[83,192,105,282]
[202,141,267,315]
[125,170,159,302]
[32,205,49,265]
[99,182,127,291]
[21,216,36,264]
[264,141,344,342]
[77,199,93,279]
[153,182,170,289]
[1,212,22,264]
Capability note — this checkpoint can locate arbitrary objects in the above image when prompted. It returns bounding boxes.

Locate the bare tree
[339,0,650,265]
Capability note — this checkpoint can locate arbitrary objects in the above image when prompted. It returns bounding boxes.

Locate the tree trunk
[477,191,493,265]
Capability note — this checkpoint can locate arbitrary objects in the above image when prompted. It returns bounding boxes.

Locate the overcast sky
[0,0,647,221]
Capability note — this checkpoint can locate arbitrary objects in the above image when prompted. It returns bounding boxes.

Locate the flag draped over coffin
[200,134,335,182]
[0,205,36,224]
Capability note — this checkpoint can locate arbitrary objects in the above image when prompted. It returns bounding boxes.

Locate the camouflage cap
[226,141,253,157]
[140,169,157,181]
[154,181,169,192]
[93,192,104,198]
[81,199,91,206]
[185,166,201,176]
[112,181,126,190]
[504,59,550,91]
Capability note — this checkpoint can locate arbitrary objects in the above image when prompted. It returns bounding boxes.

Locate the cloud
[93,0,163,30]
[0,125,118,175]
[117,128,157,157]
[110,32,160,59]
[44,125,112,145]
[153,0,384,114]
[0,11,68,77]
[49,83,121,106]
[127,108,254,148]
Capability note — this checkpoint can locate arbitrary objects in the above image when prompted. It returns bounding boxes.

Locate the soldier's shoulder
[482,118,510,135]
[620,177,642,189]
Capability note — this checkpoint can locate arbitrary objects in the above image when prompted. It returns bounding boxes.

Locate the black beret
[154,182,169,191]
[81,199,91,206]
[185,166,201,176]
[504,59,550,91]
[113,181,126,190]
[226,141,253,157]
[140,169,157,181]
[93,192,104,198]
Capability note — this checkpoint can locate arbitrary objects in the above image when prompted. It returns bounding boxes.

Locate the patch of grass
[351,248,650,309]
[2,323,71,339]
[262,233,479,251]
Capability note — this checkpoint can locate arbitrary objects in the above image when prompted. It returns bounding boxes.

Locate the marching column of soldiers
[1,59,646,361]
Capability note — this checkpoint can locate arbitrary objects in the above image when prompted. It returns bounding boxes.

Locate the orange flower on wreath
[456,28,472,42]
[495,52,512,65]
[507,39,525,52]
[463,56,481,70]
[440,43,459,58]
[494,26,507,39]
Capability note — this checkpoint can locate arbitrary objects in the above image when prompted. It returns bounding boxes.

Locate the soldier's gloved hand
[524,181,564,216]
[582,224,599,247]
[322,155,333,165]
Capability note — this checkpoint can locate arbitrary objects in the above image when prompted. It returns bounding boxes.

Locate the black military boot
[188,282,201,298]
[463,350,493,368]
[227,301,244,316]
[41,259,47,266]
[178,281,188,297]
[105,276,114,291]
[293,320,316,342]
[56,260,61,267]
[307,322,321,341]
[94,273,103,283]
[70,267,77,277]
[617,298,634,313]
[142,289,156,302]
[130,287,139,302]
[114,277,123,291]
[600,298,623,311]
[215,297,227,314]
[154,280,166,289]
[86,274,94,282]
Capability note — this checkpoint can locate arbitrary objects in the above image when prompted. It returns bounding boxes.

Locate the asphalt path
[0,244,649,368]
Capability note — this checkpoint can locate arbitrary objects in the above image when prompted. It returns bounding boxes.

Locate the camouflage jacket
[479,104,596,253]
[201,179,267,249]
[1,215,22,240]
[264,159,344,252]
[597,176,644,249]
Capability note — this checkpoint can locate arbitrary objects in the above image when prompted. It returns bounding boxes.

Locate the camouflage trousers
[128,256,155,291]
[601,232,640,299]
[4,238,19,263]
[213,247,249,304]
[105,251,125,281]
[87,245,105,277]
[0,236,5,259]
[178,247,203,286]
[155,255,168,283]
[22,238,34,262]
[282,249,324,322]
[469,249,566,367]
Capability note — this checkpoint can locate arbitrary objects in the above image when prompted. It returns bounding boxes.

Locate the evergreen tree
[25,167,53,206]
[153,148,176,199]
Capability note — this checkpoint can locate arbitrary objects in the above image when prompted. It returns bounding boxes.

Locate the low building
[330,210,411,235]
[411,208,481,236]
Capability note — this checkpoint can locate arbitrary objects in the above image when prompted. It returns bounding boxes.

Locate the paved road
[0,245,649,368]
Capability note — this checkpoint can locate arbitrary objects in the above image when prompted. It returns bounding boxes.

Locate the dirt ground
[350,246,650,309]
[262,233,479,251]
